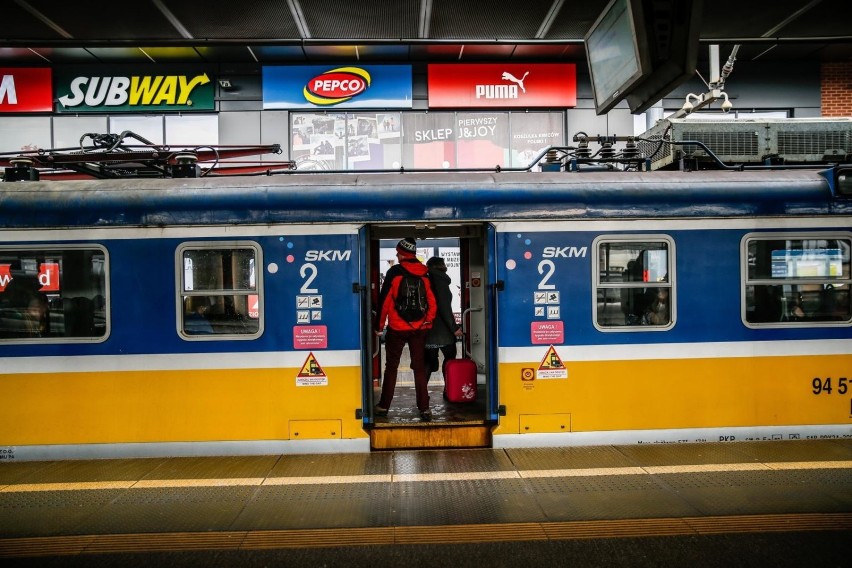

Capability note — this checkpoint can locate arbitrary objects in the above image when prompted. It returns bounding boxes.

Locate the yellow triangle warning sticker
[537,345,567,379]
[298,352,326,377]
[539,345,564,369]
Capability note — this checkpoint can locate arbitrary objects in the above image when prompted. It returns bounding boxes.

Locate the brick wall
[821,62,852,116]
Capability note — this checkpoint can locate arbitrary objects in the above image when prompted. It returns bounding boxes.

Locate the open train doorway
[363,224,495,450]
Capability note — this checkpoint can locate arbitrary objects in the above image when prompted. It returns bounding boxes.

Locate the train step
[370,423,492,450]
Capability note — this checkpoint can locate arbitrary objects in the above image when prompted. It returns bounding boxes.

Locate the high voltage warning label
[296,352,328,386]
[537,345,567,379]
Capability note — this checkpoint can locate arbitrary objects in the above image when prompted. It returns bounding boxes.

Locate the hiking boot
[419,410,432,422]
[374,406,388,417]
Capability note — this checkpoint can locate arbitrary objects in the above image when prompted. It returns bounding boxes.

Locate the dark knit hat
[396,237,417,258]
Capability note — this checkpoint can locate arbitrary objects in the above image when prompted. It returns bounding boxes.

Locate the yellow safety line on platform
[1,514,850,558]
[520,466,647,477]
[262,474,393,485]
[1,460,849,492]
[766,460,852,470]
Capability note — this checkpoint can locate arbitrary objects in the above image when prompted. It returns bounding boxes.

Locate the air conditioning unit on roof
[636,117,852,171]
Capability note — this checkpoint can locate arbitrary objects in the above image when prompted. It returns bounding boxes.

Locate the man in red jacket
[375,238,437,421]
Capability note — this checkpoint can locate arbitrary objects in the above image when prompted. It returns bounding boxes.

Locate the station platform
[1,439,850,566]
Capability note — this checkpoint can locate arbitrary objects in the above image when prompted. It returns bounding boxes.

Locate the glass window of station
[177,243,263,339]
[743,234,852,326]
[0,246,108,342]
[290,111,564,171]
[593,236,675,331]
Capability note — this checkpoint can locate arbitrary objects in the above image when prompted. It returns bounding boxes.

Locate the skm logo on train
[304,250,351,261]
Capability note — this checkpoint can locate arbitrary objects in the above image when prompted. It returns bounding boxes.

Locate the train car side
[0,225,370,458]
[1,170,850,459]
[493,218,851,447]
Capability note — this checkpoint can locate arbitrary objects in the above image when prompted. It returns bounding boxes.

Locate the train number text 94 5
[811,377,848,395]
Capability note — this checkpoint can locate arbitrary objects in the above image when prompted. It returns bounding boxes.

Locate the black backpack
[394,272,428,322]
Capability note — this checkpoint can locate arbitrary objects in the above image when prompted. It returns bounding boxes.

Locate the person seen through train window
[185,297,214,334]
[643,287,670,325]
[1,276,49,338]
[621,259,648,325]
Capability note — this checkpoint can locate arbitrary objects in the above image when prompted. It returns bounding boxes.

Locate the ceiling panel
[0,47,48,64]
[545,0,608,39]
[251,46,308,63]
[27,0,179,40]
[510,44,579,60]
[460,44,518,60]
[162,0,301,39]
[430,0,555,39]
[302,45,360,61]
[0,0,848,67]
[28,47,100,64]
[778,0,852,37]
[194,46,259,64]
[410,45,466,60]
[356,45,412,61]
[84,47,157,63]
[730,42,834,63]
[140,47,204,63]
[700,0,824,39]
[300,0,419,39]
[3,1,61,40]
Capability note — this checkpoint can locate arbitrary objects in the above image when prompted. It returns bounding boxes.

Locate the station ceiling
[2,0,851,67]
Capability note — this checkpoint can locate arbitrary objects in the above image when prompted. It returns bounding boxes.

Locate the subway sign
[55,70,214,112]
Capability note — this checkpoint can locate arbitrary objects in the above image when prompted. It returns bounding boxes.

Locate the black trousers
[425,342,458,376]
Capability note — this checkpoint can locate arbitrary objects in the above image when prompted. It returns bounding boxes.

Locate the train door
[361,223,496,449]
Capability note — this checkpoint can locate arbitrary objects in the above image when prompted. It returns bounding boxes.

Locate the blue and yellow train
[1,167,850,460]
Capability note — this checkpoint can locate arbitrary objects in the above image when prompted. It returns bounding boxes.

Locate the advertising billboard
[0,68,53,113]
[264,65,413,109]
[428,64,577,108]
[54,69,215,112]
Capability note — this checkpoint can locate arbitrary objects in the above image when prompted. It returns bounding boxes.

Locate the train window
[177,243,263,340]
[593,236,675,331]
[743,234,851,326]
[0,246,108,343]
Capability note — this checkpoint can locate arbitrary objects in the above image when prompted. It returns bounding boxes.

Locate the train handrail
[461,307,483,363]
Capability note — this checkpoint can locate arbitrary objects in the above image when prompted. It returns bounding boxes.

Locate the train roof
[0,169,849,228]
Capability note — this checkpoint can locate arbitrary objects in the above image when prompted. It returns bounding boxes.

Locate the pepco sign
[264,65,412,109]
[303,67,371,105]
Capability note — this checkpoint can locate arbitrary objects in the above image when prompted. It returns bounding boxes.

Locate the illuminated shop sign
[428,64,577,108]
[263,65,412,109]
[54,70,214,112]
[0,68,53,113]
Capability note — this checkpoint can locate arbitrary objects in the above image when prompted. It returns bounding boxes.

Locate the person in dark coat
[424,257,462,383]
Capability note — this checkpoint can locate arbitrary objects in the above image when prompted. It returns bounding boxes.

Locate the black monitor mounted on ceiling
[585,0,703,116]
[584,0,651,116]
[626,0,703,114]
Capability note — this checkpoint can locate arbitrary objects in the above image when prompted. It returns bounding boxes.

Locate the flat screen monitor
[626,0,703,114]
[584,0,650,115]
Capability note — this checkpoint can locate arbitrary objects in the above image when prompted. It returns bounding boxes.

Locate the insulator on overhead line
[3,156,40,182]
[171,153,200,178]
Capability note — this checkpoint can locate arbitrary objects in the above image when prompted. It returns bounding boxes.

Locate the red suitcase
[443,357,477,403]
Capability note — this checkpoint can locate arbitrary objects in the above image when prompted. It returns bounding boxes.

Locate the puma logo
[501,71,529,93]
